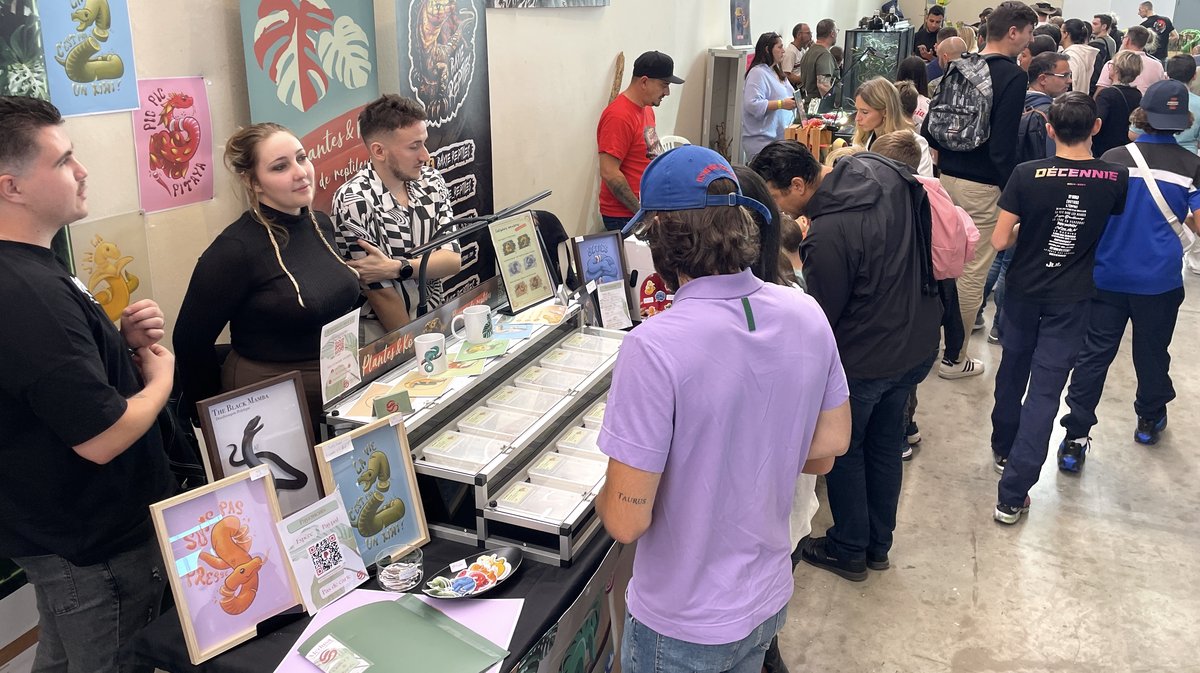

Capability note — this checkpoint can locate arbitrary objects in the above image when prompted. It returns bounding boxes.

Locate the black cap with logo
[633,51,685,84]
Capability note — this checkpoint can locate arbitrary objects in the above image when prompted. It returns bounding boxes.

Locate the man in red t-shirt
[597,51,684,231]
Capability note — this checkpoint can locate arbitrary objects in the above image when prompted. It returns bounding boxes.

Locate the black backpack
[1088,39,1110,94]
[1016,102,1051,165]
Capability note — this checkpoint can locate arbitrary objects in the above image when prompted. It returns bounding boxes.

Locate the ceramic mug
[414,333,447,376]
[451,305,494,344]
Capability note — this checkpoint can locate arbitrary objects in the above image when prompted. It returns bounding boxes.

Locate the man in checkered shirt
[333,95,461,337]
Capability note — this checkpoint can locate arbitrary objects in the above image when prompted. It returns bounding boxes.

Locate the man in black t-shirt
[0,97,175,673]
[913,4,944,61]
[1138,1,1177,62]
[988,92,1128,526]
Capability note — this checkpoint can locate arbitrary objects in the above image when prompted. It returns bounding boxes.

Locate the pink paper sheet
[273,589,524,673]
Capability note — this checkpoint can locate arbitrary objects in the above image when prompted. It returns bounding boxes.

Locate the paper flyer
[320,309,362,404]
[597,280,632,329]
[277,492,368,614]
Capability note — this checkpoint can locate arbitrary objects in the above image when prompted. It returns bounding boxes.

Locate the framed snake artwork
[315,415,430,566]
[150,468,302,665]
[196,371,321,517]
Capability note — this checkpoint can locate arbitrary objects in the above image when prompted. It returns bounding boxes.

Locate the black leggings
[939,278,964,362]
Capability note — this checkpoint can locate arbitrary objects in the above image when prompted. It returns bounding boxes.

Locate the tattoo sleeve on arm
[604,176,641,214]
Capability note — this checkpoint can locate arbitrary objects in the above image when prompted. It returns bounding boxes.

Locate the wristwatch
[398,258,414,280]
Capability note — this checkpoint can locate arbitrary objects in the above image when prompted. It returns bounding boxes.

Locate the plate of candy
[422,547,523,599]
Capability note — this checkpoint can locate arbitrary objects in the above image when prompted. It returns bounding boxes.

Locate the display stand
[702,46,752,163]
[411,191,552,315]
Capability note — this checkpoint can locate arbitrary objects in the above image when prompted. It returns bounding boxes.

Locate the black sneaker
[799,536,868,582]
[906,421,921,445]
[992,452,1007,474]
[1135,414,1167,445]
[901,444,914,461]
[994,496,1031,525]
[973,312,986,332]
[867,552,890,571]
[987,324,1001,345]
[1057,437,1089,472]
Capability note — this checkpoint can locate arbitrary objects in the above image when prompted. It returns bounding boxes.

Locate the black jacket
[800,154,942,380]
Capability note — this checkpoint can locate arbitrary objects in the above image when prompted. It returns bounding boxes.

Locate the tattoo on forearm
[605,177,641,214]
[618,492,647,506]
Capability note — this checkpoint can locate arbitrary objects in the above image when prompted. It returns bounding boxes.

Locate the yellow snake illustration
[354,450,405,537]
[55,0,125,83]
[84,234,139,322]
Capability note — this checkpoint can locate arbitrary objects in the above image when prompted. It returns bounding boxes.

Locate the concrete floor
[779,272,1200,673]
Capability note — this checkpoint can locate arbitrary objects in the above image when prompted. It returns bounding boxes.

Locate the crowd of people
[593,2,1197,672]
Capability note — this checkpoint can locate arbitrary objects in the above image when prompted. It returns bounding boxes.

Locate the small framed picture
[571,231,633,328]
[571,231,628,287]
[314,416,429,563]
[489,211,556,314]
[150,468,302,664]
[197,371,321,517]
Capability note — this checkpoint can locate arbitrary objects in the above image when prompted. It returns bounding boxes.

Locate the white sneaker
[938,357,985,380]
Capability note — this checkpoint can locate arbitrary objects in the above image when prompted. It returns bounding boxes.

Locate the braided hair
[224,123,357,308]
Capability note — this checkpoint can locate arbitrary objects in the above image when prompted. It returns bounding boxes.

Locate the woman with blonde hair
[176,123,360,427]
[959,25,978,53]
[853,77,933,175]
[1093,50,1143,157]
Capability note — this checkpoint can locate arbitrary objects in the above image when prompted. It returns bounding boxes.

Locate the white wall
[60,0,873,342]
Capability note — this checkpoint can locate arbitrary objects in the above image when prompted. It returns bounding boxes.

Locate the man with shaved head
[928,37,968,97]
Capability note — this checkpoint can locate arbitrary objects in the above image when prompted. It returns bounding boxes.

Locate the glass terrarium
[840,28,915,110]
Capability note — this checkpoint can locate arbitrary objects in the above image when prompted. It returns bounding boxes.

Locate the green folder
[299,595,507,673]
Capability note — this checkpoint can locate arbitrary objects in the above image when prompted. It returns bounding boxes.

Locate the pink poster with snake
[132,76,214,213]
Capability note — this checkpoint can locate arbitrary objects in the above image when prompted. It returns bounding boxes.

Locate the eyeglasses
[1047,71,1073,79]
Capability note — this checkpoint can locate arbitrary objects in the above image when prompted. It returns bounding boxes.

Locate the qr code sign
[307,533,344,579]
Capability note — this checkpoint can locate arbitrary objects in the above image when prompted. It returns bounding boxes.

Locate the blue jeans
[992,296,1091,507]
[14,538,165,673]
[621,606,787,673]
[1060,287,1184,438]
[825,350,937,560]
[602,215,629,232]
[980,249,1012,330]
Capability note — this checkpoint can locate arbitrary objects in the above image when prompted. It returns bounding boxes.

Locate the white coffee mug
[451,305,494,344]
[413,333,447,376]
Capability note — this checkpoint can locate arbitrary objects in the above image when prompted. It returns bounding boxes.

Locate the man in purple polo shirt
[596,145,851,673]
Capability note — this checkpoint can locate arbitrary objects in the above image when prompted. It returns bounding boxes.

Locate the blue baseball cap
[1142,80,1191,132]
[623,145,773,236]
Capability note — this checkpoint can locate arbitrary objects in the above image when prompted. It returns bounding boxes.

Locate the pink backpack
[917,175,979,280]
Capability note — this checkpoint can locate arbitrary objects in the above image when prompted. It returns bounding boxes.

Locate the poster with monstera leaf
[67,211,154,324]
[39,0,138,116]
[132,77,214,213]
[240,0,379,213]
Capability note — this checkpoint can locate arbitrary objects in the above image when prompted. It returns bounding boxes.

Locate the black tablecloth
[125,535,614,672]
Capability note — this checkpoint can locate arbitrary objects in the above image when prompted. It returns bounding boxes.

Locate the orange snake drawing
[198,516,264,615]
[147,91,201,192]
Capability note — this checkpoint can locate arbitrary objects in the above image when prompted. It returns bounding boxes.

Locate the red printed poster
[132,76,214,213]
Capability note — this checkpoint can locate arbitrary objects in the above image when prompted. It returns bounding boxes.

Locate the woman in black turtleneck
[175,123,360,429]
